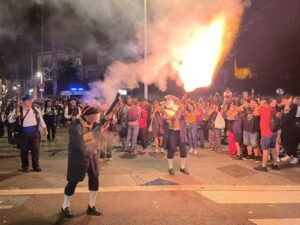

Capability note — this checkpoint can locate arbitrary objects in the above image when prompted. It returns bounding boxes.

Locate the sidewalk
[0,128,299,191]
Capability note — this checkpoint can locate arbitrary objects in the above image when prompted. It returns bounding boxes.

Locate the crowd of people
[0,89,299,174]
[0,89,300,218]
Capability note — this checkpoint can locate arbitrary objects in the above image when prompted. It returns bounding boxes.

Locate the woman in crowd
[138,100,148,153]
[207,103,222,151]
[185,102,199,154]
[151,102,164,153]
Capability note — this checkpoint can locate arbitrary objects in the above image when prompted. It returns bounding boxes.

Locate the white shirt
[64,106,81,119]
[11,107,47,129]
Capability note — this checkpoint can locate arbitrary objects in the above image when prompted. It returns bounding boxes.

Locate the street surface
[0,128,300,225]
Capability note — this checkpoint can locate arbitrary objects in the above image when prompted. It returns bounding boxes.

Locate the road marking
[0,205,13,209]
[0,185,300,196]
[197,190,300,204]
[249,218,300,225]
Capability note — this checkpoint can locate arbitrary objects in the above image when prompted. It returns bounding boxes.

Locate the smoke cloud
[0,0,251,103]
[82,0,250,103]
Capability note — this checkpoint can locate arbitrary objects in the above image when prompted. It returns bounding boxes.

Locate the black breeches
[64,164,99,196]
[167,130,187,159]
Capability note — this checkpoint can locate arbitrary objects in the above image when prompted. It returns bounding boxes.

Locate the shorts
[234,133,243,144]
[261,135,276,150]
[243,131,259,148]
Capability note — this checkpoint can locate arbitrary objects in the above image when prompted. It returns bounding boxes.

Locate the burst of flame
[175,18,226,92]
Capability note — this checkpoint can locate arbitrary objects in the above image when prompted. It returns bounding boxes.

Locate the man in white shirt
[64,99,81,125]
[15,95,47,172]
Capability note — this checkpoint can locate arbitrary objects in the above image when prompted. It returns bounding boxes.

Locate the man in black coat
[61,105,102,218]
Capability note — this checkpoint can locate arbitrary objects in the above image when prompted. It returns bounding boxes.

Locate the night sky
[232,0,300,94]
[0,0,300,95]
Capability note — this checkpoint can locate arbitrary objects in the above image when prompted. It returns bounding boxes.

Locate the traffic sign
[39,83,45,89]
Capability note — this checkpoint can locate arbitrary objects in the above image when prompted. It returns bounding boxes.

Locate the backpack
[214,112,226,129]
[270,112,280,132]
[127,106,139,122]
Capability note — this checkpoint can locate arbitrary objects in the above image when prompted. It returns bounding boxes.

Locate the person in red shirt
[253,98,277,172]
[138,100,148,153]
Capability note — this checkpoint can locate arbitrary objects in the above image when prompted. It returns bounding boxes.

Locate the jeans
[197,122,205,148]
[125,124,139,151]
[187,123,198,148]
[138,127,148,149]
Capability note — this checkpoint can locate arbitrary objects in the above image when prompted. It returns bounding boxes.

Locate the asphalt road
[0,128,300,225]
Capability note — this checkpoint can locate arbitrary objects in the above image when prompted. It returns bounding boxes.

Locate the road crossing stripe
[0,185,300,196]
[249,218,300,225]
[197,190,300,204]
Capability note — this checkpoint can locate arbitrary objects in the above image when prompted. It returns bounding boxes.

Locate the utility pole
[144,0,148,100]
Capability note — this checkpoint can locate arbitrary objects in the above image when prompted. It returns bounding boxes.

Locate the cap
[22,94,32,101]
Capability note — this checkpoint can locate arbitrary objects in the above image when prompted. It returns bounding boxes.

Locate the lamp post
[37,72,44,99]
[144,0,148,100]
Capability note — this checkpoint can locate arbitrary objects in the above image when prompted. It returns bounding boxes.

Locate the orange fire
[174,18,226,92]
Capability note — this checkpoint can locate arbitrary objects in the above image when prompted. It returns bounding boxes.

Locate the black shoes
[244,155,252,160]
[86,205,102,216]
[20,167,29,172]
[168,168,175,175]
[180,168,190,175]
[61,206,102,218]
[61,207,73,218]
[33,167,42,172]
[271,164,280,170]
[233,155,243,160]
[254,165,268,172]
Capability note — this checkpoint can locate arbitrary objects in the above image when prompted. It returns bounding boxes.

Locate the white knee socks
[62,195,71,209]
[89,191,98,207]
[168,159,173,169]
[180,158,186,169]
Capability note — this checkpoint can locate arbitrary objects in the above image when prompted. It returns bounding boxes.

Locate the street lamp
[36,71,44,99]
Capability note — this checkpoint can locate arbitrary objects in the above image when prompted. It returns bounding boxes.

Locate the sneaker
[180,168,190,175]
[86,205,102,216]
[255,156,262,163]
[254,165,268,172]
[189,148,194,153]
[168,168,175,175]
[61,207,73,218]
[281,155,291,162]
[271,164,280,170]
[290,157,299,165]
[128,149,136,154]
[32,167,42,172]
[233,155,243,160]
[244,155,252,160]
[194,149,198,155]
[19,167,29,172]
